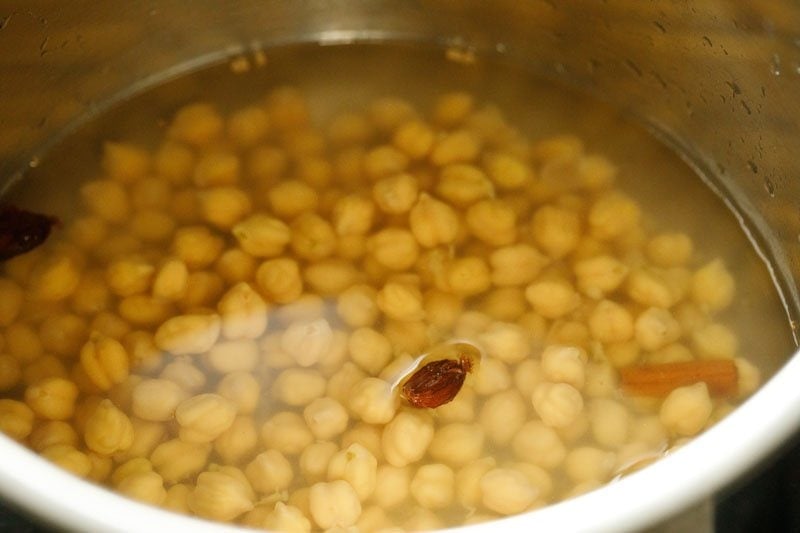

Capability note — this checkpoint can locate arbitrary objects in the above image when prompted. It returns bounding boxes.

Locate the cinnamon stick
[619,359,738,397]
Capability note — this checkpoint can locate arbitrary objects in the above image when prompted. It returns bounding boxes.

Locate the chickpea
[531,382,584,429]
[150,438,211,483]
[408,193,460,248]
[479,322,531,364]
[410,463,455,510]
[590,398,630,448]
[117,418,166,461]
[347,377,399,425]
[259,502,312,533]
[512,420,566,469]
[154,313,221,355]
[193,151,241,188]
[154,142,194,185]
[160,358,206,393]
[197,186,252,229]
[131,378,187,422]
[371,173,418,215]
[455,457,497,509]
[232,214,291,258]
[344,328,390,376]
[215,415,259,465]
[477,390,527,446]
[303,397,349,440]
[162,483,192,514]
[261,411,314,456]
[247,145,289,184]
[175,393,237,443]
[367,228,419,271]
[429,423,485,466]
[691,259,735,313]
[473,358,512,396]
[573,255,629,298]
[635,307,682,351]
[482,286,527,321]
[483,151,532,190]
[188,467,255,521]
[0,399,35,440]
[71,271,111,316]
[327,111,372,145]
[28,252,82,302]
[446,256,491,297]
[215,282,267,340]
[227,105,270,147]
[179,270,225,309]
[205,339,259,374]
[300,441,339,484]
[525,279,580,319]
[255,258,303,304]
[3,324,40,365]
[489,244,548,287]
[480,468,538,515]
[172,226,225,268]
[102,141,150,183]
[431,130,481,166]
[0,279,23,326]
[216,371,260,415]
[267,179,319,219]
[290,213,337,261]
[336,284,379,328]
[41,444,92,478]
[466,199,518,246]
[304,259,360,296]
[531,205,581,259]
[382,410,434,467]
[89,311,131,339]
[117,471,167,506]
[168,102,224,146]
[246,449,294,494]
[84,399,134,455]
[626,268,675,309]
[393,119,434,159]
[118,295,173,328]
[588,300,635,344]
[151,258,189,302]
[309,480,362,529]
[327,443,378,501]
[280,318,334,368]
[331,194,375,236]
[0,354,21,391]
[68,216,109,250]
[376,282,425,322]
[363,145,409,181]
[588,191,641,240]
[25,377,79,421]
[692,323,738,360]
[660,383,712,436]
[436,164,493,206]
[564,446,616,484]
[80,179,130,224]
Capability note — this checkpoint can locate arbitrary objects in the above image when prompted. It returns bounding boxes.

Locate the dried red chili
[0,204,59,260]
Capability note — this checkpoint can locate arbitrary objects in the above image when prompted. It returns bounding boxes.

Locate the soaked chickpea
[0,84,766,532]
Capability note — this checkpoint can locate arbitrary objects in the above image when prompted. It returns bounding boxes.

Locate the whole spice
[619,359,738,397]
[0,204,59,260]
[401,342,479,409]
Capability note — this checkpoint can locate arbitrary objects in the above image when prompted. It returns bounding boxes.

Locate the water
[3,42,797,528]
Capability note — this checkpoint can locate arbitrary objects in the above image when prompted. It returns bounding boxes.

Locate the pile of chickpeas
[0,86,762,531]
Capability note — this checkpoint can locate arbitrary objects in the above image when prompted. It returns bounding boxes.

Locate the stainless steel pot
[0,1,798,531]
